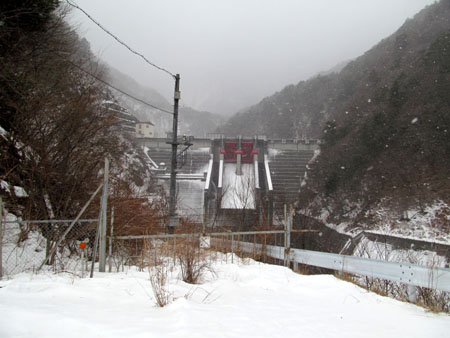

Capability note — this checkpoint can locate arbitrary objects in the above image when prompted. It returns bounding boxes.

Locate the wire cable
[67,59,173,115]
[66,0,176,79]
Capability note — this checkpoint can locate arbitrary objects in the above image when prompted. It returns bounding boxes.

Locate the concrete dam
[138,136,318,229]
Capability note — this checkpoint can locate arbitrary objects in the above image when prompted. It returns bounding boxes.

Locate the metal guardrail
[212,239,450,293]
[113,230,450,292]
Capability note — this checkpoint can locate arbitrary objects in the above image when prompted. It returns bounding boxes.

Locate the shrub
[149,263,172,307]
[177,237,213,284]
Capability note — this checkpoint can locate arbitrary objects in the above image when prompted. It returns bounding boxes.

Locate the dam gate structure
[137,136,318,230]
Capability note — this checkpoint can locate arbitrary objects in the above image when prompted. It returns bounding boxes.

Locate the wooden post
[108,206,114,273]
[231,233,234,264]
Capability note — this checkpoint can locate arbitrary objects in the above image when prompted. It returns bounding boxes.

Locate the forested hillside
[221,0,450,231]
[0,1,157,224]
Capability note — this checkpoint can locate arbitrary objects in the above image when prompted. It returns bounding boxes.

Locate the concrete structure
[136,122,155,138]
[141,136,318,229]
[103,100,138,134]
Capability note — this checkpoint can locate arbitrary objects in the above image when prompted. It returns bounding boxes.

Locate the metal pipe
[2,219,98,224]
[108,206,114,273]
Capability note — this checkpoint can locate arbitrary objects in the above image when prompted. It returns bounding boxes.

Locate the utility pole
[168,74,181,234]
[99,157,109,272]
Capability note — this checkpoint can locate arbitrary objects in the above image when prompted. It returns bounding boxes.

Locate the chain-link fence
[1,216,98,278]
[111,229,290,271]
[1,206,299,279]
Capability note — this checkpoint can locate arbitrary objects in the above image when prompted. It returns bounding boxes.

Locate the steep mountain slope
[300,0,450,230]
[220,1,449,140]
[220,0,450,232]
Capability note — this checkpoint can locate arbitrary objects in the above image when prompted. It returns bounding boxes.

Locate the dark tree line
[0,1,161,241]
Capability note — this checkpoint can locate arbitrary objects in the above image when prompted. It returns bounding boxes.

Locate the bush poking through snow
[177,237,214,284]
[416,287,450,313]
[149,263,172,307]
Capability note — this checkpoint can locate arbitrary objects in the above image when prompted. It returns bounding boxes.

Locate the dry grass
[334,272,449,313]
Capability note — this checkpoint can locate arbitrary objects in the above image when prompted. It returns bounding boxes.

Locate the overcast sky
[68,0,436,115]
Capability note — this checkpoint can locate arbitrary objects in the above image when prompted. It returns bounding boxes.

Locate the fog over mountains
[216,0,450,231]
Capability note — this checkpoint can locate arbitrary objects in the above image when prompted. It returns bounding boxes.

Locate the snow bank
[1,213,47,276]
[0,256,449,338]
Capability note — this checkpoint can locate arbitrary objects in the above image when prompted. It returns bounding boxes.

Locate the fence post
[231,233,234,264]
[264,235,267,263]
[90,206,102,278]
[108,206,114,273]
[99,157,109,272]
[0,195,3,280]
[173,236,177,265]
[408,284,418,303]
[287,205,292,268]
[81,247,85,277]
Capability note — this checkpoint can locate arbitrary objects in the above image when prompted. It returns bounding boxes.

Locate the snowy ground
[324,201,450,244]
[1,255,449,338]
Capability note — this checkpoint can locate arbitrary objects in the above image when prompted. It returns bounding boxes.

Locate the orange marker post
[80,241,87,276]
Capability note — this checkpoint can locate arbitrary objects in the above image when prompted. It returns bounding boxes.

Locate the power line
[66,0,176,79]
[67,59,173,115]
